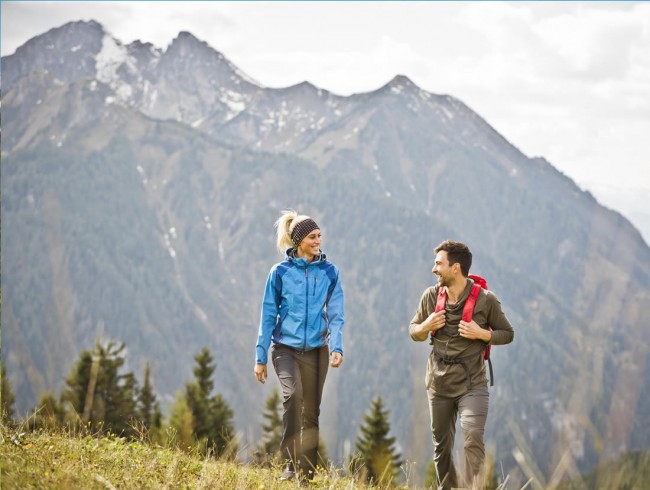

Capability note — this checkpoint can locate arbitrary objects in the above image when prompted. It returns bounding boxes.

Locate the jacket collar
[285,247,326,267]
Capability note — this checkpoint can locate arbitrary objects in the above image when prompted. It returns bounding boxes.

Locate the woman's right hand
[254,363,268,384]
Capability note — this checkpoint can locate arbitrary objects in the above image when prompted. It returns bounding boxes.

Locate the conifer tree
[185,347,236,457]
[210,392,236,458]
[186,348,214,440]
[27,391,64,431]
[255,387,283,465]
[138,363,155,429]
[168,391,195,450]
[138,362,162,441]
[61,349,93,421]
[61,340,138,437]
[1,361,16,424]
[351,396,403,486]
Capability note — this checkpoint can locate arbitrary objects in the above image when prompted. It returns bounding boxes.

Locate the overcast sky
[2,1,649,242]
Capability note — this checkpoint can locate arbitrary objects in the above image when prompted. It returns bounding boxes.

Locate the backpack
[431,274,494,387]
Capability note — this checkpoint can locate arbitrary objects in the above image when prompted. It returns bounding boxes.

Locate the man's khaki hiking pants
[428,385,489,490]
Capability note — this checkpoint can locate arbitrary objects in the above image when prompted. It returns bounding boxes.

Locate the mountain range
[2,20,650,484]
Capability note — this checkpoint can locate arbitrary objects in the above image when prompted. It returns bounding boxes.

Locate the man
[409,240,514,489]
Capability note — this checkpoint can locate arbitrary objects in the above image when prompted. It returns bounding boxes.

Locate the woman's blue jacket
[255,249,344,365]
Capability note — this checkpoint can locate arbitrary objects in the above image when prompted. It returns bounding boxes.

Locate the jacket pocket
[320,311,329,339]
[274,310,289,340]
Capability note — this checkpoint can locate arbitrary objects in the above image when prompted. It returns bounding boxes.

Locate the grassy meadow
[0,423,398,490]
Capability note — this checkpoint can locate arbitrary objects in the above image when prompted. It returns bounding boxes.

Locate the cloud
[533,5,649,80]
[236,34,431,94]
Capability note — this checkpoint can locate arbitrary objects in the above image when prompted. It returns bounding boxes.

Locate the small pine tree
[61,340,139,437]
[255,387,283,465]
[186,348,214,441]
[27,391,64,431]
[61,349,93,422]
[210,392,236,458]
[137,363,163,442]
[351,396,403,486]
[1,361,16,424]
[138,363,155,429]
[168,391,195,450]
[185,348,236,457]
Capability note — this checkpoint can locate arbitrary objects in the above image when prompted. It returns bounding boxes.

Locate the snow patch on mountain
[96,35,126,83]
[95,34,137,100]
[219,88,248,120]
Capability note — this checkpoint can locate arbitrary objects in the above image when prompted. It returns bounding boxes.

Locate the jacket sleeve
[409,287,435,341]
[255,267,279,364]
[486,292,514,346]
[327,269,344,355]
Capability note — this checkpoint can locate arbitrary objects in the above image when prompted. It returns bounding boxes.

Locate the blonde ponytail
[274,210,312,254]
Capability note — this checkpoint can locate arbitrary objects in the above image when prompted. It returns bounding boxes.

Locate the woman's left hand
[330,352,343,368]
[254,363,268,384]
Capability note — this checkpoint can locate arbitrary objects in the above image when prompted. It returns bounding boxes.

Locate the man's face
[432,250,454,286]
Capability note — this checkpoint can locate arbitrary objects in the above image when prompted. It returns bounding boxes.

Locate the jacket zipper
[303,268,309,351]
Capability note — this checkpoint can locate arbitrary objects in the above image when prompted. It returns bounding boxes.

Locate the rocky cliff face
[3,20,649,481]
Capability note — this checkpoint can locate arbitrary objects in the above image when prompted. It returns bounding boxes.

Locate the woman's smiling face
[297,229,321,260]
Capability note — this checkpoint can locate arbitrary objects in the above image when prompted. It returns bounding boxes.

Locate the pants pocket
[425,352,435,389]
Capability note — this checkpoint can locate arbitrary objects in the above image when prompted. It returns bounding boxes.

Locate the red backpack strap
[467,277,495,386]
[462,284,481,322]
[456,278,496,386]
[430,286,447,341]
[435,286,447,313]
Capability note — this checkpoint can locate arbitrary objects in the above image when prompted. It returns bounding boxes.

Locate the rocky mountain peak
[168,30,211,54]
[2,20,106,91]
[382,74,421,94]
[388,74,416,86]
[364,74,435,114]
[45,19,104,43]
[18,19,105,58]
[271,80,322,97]
[160,29,257,88]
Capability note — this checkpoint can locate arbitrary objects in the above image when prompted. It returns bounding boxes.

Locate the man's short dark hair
[435,240,472,277]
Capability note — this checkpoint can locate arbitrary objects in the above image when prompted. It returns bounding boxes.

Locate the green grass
[0,425,397,489]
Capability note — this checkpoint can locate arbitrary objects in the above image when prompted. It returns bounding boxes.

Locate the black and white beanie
[291,218,320,246]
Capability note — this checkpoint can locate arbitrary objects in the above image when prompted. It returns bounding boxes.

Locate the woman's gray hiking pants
[271,343,329,478]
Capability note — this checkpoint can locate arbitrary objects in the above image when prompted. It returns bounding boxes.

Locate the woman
[254,210,344,481]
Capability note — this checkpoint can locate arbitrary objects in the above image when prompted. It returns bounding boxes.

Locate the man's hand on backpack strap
[459,320,491,342]
[410,309,446,341]
[424,309,446,333]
